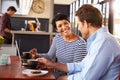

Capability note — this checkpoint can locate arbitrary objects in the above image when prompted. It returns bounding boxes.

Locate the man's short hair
[7,6,17,12]
[76,4,103,27]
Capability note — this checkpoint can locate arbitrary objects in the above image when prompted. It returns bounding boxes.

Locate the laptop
[15,40,21,64]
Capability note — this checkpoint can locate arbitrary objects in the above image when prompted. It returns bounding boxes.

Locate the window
[70,0,109,36]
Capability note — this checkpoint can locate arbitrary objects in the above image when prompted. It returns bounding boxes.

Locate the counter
[11,31,53,35]
[0,44,16,56]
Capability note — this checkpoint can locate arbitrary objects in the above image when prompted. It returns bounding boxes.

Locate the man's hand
[4,28,11,33]
[37,57,68,73]
[37,57,53,68]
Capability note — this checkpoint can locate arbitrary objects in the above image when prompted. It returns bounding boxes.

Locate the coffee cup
[22,52,32,59]
[21,52,32,66]
[21,59,28,66]
[27,59,39,69]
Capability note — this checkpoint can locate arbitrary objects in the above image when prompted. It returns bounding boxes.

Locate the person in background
[37,4,120,80]
[0,6,17,44]
[30,13,87,78]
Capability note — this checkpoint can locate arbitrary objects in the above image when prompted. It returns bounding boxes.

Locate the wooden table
[0,56,55,80]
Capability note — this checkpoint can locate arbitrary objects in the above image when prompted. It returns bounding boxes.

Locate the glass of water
[0,54,9,65]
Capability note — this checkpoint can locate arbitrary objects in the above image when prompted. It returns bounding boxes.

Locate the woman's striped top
[39,34,87,63]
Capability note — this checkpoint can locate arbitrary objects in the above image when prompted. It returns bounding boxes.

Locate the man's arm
[37,57,68,72]
[52,62,68,72]
[2,14,11,33]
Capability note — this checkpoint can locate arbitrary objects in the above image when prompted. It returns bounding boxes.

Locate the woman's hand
[29,48,38,59]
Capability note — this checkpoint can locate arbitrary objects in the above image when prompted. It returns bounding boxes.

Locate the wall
[54,0,76,4]
[19,0,52,18]
[0,0,52,18]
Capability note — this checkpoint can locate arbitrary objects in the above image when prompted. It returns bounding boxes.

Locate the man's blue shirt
[67,27,120,80]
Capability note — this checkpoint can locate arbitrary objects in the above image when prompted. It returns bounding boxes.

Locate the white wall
[1,0,20,14]
[1,0,33,15]
[21,0,52,18]
[54,0,76,4]
[0,0,53,19]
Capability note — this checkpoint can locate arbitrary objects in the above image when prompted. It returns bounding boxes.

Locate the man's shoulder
[1,13,9,18]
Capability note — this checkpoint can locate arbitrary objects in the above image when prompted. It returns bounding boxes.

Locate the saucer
[22,69,48,76]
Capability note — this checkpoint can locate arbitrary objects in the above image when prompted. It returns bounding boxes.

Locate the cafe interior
[0,0,120,80]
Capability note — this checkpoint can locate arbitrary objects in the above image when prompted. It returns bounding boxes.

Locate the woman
[30,13,87,78]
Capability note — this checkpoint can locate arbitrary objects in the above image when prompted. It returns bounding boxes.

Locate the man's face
[77,17,89,39]
[9,10,16,16]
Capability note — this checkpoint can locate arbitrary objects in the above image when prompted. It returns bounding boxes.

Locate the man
[37,4,120,80]
[0,6,17,44]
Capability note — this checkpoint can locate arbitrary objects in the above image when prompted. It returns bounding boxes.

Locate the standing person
[37,4,120,80]
[0,6,17,44]
[30,13,87,78]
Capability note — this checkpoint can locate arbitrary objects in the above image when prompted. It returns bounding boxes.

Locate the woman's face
[56,19,72,36]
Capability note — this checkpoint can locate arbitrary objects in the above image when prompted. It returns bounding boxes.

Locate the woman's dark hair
[76,4,103,27]
[52,13,70,29]
[7,6,17,12]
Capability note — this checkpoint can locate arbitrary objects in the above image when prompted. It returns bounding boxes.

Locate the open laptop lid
[15,40,21,64]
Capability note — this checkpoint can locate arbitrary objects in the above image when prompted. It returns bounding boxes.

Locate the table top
[0,56,55,80]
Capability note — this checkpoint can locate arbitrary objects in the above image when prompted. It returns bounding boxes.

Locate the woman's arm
[29,36,56,61]
[38,36,57,61]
